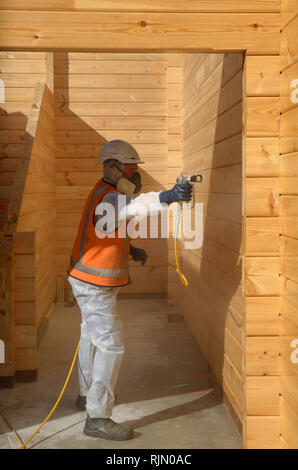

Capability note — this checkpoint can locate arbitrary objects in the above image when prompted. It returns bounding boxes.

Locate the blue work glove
[159,183,192,205]
[129,244,148,266]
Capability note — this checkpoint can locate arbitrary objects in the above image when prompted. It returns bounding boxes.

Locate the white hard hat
[98,140,144,165]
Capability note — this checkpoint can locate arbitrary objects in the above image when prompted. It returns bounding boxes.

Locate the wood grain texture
[0,11,280,54]
[246,376,280,415]
[0,0,281,12]
[246,416,280,449]
[246,56,280,96]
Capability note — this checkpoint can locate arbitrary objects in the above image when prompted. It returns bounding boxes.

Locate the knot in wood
[140,21,147,27]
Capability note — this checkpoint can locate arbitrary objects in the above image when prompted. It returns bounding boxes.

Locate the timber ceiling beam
[0,11,280,54]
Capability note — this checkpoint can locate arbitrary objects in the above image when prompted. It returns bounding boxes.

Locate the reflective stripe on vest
[70,184,129,278]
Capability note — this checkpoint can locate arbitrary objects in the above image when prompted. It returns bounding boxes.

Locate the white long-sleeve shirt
[94,189,168,235]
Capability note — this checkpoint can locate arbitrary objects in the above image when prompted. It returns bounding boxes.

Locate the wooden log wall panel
[0,52,46,232]
[246,416,280,449]
[0,237,14,381]
[55,52,168,294]
[0,1,281,13]
[244,45,282,447]
[279,0,298,449]
[173,52,245,430]
[0,11,280,54]
[14,83,56,371]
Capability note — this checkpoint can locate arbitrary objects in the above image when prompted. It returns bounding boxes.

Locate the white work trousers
[68,275,124,418]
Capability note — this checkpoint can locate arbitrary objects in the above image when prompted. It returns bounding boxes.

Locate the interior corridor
[0,297,241,449]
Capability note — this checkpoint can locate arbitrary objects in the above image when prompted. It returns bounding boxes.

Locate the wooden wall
[54,52,169,295]
[175,53,245,429]
[244,51,280,448]
[14,83,56,375]
[279,0,298,450]
[0,52,46,231]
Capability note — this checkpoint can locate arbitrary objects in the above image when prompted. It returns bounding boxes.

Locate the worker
[67,139,192,441]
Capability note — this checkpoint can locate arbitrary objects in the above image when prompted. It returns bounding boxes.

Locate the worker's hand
[129,245,148,266]
[159,183,192,205]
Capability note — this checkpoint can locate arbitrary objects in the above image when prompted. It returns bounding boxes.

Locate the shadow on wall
[179,53,244,417]
[55,52,168,298]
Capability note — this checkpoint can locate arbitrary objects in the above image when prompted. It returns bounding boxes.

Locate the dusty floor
[0,298,242,449]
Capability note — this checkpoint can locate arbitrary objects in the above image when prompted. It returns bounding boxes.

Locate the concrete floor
[0,298,242,449]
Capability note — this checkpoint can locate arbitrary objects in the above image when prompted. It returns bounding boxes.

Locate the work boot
[75,394,118,411]
[83,415,133,441]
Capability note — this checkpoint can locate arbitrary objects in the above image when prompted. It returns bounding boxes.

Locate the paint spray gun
[173,171,203,287]
[176,171,203,208]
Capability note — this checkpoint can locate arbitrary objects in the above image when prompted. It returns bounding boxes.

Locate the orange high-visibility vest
[68,178,130,287]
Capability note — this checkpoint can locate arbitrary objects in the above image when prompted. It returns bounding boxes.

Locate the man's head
[99,140,144,194]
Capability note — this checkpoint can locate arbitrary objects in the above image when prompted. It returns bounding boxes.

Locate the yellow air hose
[0,202,188,449]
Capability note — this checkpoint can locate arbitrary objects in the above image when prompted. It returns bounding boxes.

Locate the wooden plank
[280,217,298,242]
[14,278,35,302]
[14,254,35,278]
[280,397,298,449]
[0,102,33,116]
[56,143,168,158]
[281,61,298,113]
[281,0,298,26]
[0,58,45,73]
[55,74,167,89]
[246,137,279,177]
[246,257,279,297]
[56,129,167,144]
[0,74,45,87]
[280,277,298,328]
[0,51,45,59]
[15,347,37,370]
[14,232,35,254]
[4,82,45,235]
[56,59,167,75]
[281,16,298,70]
[246,178,279,217]
[0,238,14,378]
[280,235,298,283]
[15,301,35,325]
[66,52,167,60]
[183,54,242,123]
[0,1,281,12]
[246,97,280,137]
[183,73,242,141]
[246,416,280,449]
[246,337,280,376]
[0,88,36,102]
[280,152,298,195]
[56,102,168,117]
[0,11,280,54]
[246,55,280,96]
[15,325,36,348]
[55,116,167,130]
[246,376,280,415]
[56,88,166,103]
[246,217,279,256]
[183,103,242,157]
[246,297,279,336]
[280,107,298,155]
[183,54,224,111]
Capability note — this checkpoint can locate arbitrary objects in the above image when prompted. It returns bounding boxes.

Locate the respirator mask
[112,161,142,195]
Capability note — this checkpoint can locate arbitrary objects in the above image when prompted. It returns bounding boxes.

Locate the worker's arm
[94,184,192,233]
